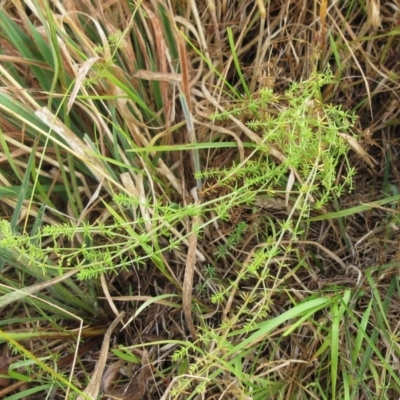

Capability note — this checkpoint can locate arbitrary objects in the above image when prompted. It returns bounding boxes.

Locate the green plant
[205,67,356,212]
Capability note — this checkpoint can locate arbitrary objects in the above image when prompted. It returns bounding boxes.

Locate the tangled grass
[0,0,400,399]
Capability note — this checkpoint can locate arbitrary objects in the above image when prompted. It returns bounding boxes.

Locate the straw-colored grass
[0,0,400,399]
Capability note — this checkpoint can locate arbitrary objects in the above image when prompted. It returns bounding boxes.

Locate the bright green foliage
[207,67,356,213]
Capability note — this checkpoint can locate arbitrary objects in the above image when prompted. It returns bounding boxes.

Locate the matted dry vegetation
[0,0,400,399]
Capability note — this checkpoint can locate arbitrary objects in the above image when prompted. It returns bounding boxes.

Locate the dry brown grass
[0,0,400,399]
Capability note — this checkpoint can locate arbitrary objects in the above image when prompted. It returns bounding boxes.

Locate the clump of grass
[0,0,400,399]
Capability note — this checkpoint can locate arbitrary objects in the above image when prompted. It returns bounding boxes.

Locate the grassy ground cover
[0,0,400,399]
